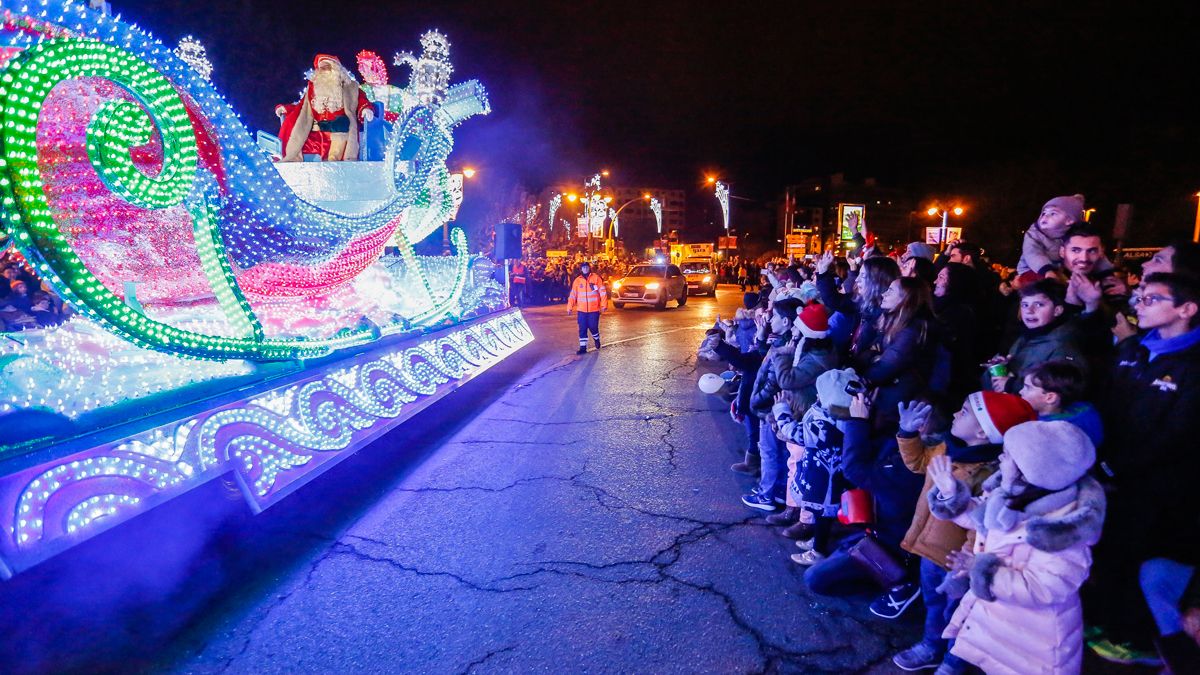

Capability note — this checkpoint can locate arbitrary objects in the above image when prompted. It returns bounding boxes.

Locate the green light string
[0,38,367,360]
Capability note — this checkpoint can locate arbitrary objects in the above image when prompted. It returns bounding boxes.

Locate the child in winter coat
[764,303,838,535]
[889,391,1038,672]
[1017,194,1112,277]
[927,420,1106,675]
[773,367,864,564]
[985,279,1086,394]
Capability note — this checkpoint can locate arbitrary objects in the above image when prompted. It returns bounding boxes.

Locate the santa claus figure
[275,54,375,162]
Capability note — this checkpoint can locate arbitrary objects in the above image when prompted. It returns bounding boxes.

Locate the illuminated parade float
[0,1,530,577]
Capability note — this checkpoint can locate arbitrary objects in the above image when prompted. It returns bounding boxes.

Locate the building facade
[778,174,916,255]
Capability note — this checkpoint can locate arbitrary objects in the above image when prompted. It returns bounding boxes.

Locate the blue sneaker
[740,491,780,512]
[871,581,920,619]
[892,640,943,671]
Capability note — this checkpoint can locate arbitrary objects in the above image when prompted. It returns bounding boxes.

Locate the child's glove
[897,401,932,434]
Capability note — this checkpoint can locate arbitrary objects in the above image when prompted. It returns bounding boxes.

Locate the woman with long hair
[815,251,901,359]
[854,276,937,432]
[931,262,981,404]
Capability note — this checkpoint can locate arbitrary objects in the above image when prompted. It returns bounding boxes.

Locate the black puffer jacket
[853,317,937,434]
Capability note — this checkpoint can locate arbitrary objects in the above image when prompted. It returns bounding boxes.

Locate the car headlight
[703,275,712,283]
[646,282,660,290]
[612,281,622,290]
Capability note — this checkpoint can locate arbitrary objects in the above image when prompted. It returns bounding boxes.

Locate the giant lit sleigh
[0,1,531,577]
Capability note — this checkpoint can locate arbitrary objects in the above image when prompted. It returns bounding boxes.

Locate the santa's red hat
[314,54,341,69]
[967,391,1036,444]
[796,303,830,339]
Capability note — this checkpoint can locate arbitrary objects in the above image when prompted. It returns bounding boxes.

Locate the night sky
[115,0,1200,246]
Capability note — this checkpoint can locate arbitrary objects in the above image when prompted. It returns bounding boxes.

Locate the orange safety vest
[567,273,608,313]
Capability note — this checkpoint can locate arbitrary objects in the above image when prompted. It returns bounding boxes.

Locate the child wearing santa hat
[888,391,1038,671]
[765,303,838,534]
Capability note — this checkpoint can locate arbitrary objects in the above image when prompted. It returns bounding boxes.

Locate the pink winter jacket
[929,473,1106,675]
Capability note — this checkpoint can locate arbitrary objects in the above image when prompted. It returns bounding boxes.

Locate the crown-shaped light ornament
[394,30,454,105]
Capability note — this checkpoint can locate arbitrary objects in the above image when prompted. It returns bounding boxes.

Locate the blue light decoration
[0,3,532,578]
[0,2,493,361]
[0,308,533,578]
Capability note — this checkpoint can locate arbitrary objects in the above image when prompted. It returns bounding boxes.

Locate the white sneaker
[790,549,826,566]
[794,538,814,551]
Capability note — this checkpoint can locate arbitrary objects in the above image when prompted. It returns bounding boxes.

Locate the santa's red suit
[276,54,373,162]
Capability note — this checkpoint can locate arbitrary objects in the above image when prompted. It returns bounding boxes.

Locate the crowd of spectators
[1,251,65,331]
[509,254,634,307]
[705,194,1200,673]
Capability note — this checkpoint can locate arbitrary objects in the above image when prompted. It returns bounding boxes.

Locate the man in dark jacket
[1087,272,1200,657]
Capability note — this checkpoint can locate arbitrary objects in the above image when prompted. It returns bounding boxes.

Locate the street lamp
[927,204,965,251]
[605,194,653,241]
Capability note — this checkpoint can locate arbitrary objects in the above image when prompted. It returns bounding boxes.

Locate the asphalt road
[0,285,926,673]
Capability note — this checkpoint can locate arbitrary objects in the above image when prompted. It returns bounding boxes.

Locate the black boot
[576,346,587,355]
[730,451,761,476]
[1156,632,1200,674]
[593,338,601,350]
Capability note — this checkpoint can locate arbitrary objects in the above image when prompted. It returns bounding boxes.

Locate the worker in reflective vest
[566,261,608,354]
[510,260,527,307]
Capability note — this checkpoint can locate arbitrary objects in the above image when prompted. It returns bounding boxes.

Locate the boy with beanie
[927,421,1105,675]
[889,391,1037,672]
[1018,194,1113,277]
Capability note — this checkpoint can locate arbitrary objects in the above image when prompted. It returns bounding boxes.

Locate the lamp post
[926,205,965,251]
[605,193,653,242]
[566,192,580,245]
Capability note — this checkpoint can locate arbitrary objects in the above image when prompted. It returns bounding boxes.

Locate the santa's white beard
[311,70,345,115]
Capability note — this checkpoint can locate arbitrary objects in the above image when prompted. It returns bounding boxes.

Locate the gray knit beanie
[1003,420,1095,491]
[1042,194,1086,224]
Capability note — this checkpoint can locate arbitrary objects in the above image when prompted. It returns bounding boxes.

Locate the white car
[611,264,687,309]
